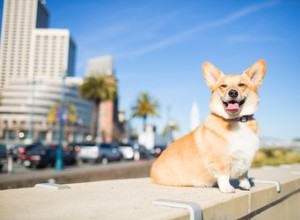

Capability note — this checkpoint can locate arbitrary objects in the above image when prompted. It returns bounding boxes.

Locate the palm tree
[132,92,159,131]
[79,74,118,141]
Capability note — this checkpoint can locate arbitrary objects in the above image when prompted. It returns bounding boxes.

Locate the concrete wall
[0,161,153,190]
[0,164,300,219]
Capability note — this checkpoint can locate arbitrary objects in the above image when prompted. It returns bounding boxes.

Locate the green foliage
[252,148,300,167]
[132,92,159,130]
[79,74,118,140]
[132,92,159,118]
[79,74,118,102]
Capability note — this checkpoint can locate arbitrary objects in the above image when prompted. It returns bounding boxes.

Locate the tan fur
[151,60,266,193]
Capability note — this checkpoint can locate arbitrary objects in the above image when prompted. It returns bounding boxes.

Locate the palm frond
[79,74,118,102]
[132,92,159,118]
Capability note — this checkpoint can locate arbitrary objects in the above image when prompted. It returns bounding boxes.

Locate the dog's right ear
[243,60,266,89]
[202,62,223,90]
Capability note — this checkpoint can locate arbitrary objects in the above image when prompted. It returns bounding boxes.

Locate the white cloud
[118,0,280,60]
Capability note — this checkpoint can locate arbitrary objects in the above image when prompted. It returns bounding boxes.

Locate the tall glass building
[0,0,49,90]
[0,0,92,142]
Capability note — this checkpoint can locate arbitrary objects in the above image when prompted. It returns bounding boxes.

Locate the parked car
[67,142,91,155]
[23,147,56,168]
[78,143,123,164]
[0,144,7,159]
[0,144,7,172]
[118,143,138,160]
[10,144,24,161]
[118,143,151,160]
[17,142,44,164]
[45,143,77,166]
[23,144,77,169]
[150,145,167,157]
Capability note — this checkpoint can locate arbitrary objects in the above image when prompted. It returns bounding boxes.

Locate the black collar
[212,113,255,123]
[232,114,254,123]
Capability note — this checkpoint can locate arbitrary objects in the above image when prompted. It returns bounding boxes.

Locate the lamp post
[28,79,36,142]
[5,123,9,142]
[55,75,66,171]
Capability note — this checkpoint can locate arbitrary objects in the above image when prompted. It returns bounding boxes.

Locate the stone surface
[0,164,300,220]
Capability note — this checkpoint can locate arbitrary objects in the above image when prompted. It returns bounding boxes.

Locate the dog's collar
[231,114,254,123]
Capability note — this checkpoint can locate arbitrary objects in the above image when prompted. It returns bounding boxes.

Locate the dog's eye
[238,83,246,87]
[220,84,227,88]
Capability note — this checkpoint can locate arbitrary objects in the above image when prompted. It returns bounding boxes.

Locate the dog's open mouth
[223,99,246,113]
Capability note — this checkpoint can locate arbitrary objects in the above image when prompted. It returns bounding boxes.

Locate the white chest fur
[228,122,259,178]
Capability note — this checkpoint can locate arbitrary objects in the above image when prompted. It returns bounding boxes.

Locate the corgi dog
[151,60,266,193]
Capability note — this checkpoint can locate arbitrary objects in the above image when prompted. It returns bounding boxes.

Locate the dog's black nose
[228,89,238,98]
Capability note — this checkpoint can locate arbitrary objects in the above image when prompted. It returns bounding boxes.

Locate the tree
[132,92,159,131]
[79,74,118,141]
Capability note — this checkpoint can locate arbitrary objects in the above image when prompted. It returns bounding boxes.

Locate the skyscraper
[0,0,91,142]
[30,29,76,81]
[86,55,114,76]
[0,0,49,90]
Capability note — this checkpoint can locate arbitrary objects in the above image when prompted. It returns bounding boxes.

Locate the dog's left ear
[243,60,266,88]
[202,62,223,90]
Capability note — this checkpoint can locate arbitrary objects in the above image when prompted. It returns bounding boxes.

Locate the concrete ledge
[0,164,300,220]
[0,160,152,190]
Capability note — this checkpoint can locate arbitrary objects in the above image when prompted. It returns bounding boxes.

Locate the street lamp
[28,79,36,142]
[55,75,66,171]
[5,122,9,142]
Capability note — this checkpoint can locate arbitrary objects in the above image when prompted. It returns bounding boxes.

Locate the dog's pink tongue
[226,103,240,112]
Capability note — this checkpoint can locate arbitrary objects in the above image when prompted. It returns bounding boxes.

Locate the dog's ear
[202,62,223,90]
[243,60,266,88]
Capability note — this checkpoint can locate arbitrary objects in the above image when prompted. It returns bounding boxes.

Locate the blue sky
[1,0,300,141]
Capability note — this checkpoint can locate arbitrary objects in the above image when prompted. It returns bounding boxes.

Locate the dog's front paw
[219,184,236,193]
[217,175,235,193]
[239,178,251,190]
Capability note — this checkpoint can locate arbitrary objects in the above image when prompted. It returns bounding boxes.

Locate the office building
[0,78,92,142]
[0,0,49,90]
[0,0,93,142]
[86,55,114,76]
[30,29,76,80]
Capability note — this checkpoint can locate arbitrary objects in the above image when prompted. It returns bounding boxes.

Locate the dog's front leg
[211,157,235,193]
[238,172,251,190]
[209,157,235,193]
[217,175,235,193]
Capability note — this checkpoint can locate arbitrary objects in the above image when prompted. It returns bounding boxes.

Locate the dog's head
[202,60,266,119]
